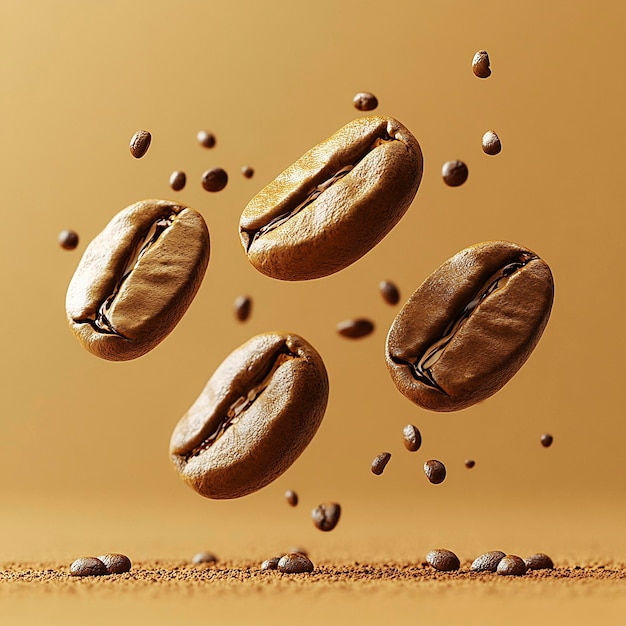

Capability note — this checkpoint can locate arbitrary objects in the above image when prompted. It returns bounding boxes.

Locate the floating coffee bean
[239,116,422,281]
[497,555,527,576]
[337,318,374,339]
[66,200,210,361]
[97,553,132,574]
[464,459,475,469]
[192,552,218,565]
[471,551,505,572]
[70,557,108,577]
[197,130,216,148]
[59,229,79,250]
[402,424,422,452]
[277,552,314,574]
[371,452,391,475]
[442,160,468,187]
[170,332,329,499]
[312,502,341,531]
[424,460,446,484]
[426,549,460,571]
[472,50,491,78]
[261,556,281,570]
[169,170,187,191]
[234,295,252,322]
[129,130,151,158]
[242,166,254,179]
[353,92,378,111]
[541,433,553,447]
[386,241,554,411]
[482,131,501,155]
[524,553,554,570]
[202,168,228,192]
[379,280,400,305]
[285,489,298,507]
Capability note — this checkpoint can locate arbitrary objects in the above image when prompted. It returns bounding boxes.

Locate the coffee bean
[59,229,79,250]
[497,555,527,576]
[541,433,553,447]
[426,549,460,571]
[442,160,468,187]
[336,318,374,339]
[402,424,422,452]
[424,460,446,484]
[239,116,423,281]
[202,168,228,192]
[524,553,554,570]
[471,551,505,572]
[70,557,108,577]
[129,130,151,159]
[169,170,187,191]
[192,552,218,565]
[386,241,554,411]
[465,459,475,469]
[312,502,341,532]
[261,556,281,570]
[197,130,216,148]
[285,489,298,507]
[277,552,314,574]
[242,166,254,179]
[97,553,131,574]
[481,131,501,156]
[170,332,329,499]
[66,200,210,361]
[379,280,400,306]
[233,295,252,322]
[371,452,391,475]
[353,92,378,111]
[472,50,491,78]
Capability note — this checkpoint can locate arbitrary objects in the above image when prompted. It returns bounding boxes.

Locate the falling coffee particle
[524,553,554,570]
[465,459,476,469]
[129,130,151,159]
[241,166,254,179]
[169,170,186,191]
[481,131,501,155]
[97,553,132,574]
[277,552,314,574]
[353,92,378,111]
[202,167,228,192]
[472,50,491,78]
[234,295,252,322]
[58,229,79,250]
[424,460,446,484]
[379,280,400,305]
[285,489,298,507]
[541,433,553,447]
[192,552,218,565]
[371,452,391,476]
[261,557,281,571]
[426,549,460,572]
[402,424,422,452]
[312,502,341,531]
[69,557,108,577]
[471,551,505,572]
[197,130,216,148]
[442,160,468,187]
[336,318,374,339]
[497,555,527,576]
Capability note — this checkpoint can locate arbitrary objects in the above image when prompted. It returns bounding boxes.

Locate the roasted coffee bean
[472,50,491,78]
[524,553,554,570]
[261,556,281,570]
[312,502,341,531]
[192,552,218,565]
[541,433,553,447]
[59,229,79,250]
[239,116,422,281]
[70,557,108,577]
[371,452,391,475]
[202,168,228,192]
[379,280,400,305]
[242,166,255,179]
[285,489,298,507]
[129,130,151,158]
[197,130,216,148]
[402,424,422,452]
[353,92,378,111]
[497,555,527,576]
[442,160,468,187]
[465,459,476,469]
[97,553,131,574]
[426,549,460,571]
[471,551,505,572]
[482,131,501,155]
[170,332,329,499]
[169,170,187,191]
[234,295,252,322]
[277,552,314,574]
[386,241,554,411]
[424,460,446,484]
[66,200,210,361]
[337,318,374,339]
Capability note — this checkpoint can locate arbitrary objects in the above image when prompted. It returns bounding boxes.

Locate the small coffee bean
[426,549,460,572]
[541,433,553,447]
[312,502,341,532]
[471,551,505,572]
[353,92,378,111]
[234,295,252,322]
[472,50,491,78]
[371,452,391,475]
[97,553,131,574]
[379,280,400,305]
[402,424,422,452]
[261,556,281,570]
[524,553,554,570]
[424,460,446,484]
[129,130,151,159]
[277,552,314,574]
[497,555,527,576]
[465,459,475,469]
[481,131,501,156]
[202,168,228,192]
[337,318,374,339]
[192,552,218,565]
[442,160,468,187]
[169,170,187,191]
[285,489,298,507]
[59,229,79,250]
[242,166,254,179]
[70,557,108,577]
[197,130,216,148]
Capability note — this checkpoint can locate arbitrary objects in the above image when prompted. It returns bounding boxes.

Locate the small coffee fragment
[379,280,400,305]
[524,553,554,570]
[197,130,216,148]
[497,555,527,576]
[169,170,186,191]
[471,551,505,572]
[192,552,218,565]
[69,557,108,577]
[402,424,422,452]
[472,50,491,78]
[371,452,391,476]
[234,295,252,322]
[97,553,131,574]
[337,318,374,339]
[482,131,501,155]
[541,433,553,448]
[277,552,314,574]
[465,459,476,469]
[129,130,151,159]
[285,489,298,507]
[312,502,341,531]
[261,557,281,571]
[426,549,460,572]
[59,229,79,250]
[424,460,446,484]
[442,160,468,187]
[242,166,254,179]
[202,167,228,192]
[353,92,378,111]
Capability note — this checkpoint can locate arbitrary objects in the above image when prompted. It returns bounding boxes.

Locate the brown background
[1,0,625,622]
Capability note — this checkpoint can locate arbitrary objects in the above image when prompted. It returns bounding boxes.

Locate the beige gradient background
[1,0,625,623]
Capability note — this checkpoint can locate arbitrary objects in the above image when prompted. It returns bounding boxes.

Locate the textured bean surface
[97,554,132,574]
[497,555,527,576]
[471,551,505,572]
[277,553,314,573]
[426,549,460,571]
